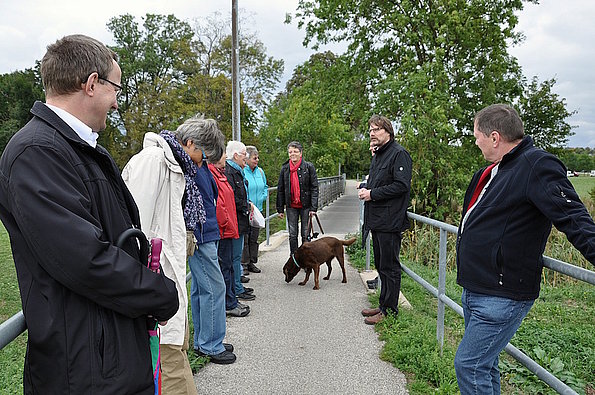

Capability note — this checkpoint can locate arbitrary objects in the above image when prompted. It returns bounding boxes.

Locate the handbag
[249,205,266,228]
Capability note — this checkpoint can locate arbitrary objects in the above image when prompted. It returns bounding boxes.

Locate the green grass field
[569,175,595,201]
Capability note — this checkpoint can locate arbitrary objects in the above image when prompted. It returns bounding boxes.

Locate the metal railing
[360,205,592,395]
[0,174,346,351]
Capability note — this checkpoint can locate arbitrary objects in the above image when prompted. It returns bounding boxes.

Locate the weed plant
[346,227,593,394]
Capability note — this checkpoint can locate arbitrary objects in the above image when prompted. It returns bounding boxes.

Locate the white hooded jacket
[122,132,188,346]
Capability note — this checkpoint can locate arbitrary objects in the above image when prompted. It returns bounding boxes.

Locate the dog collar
[291,253,300,268]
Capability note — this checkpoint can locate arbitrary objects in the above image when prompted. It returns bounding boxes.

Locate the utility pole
[231,0,241,141]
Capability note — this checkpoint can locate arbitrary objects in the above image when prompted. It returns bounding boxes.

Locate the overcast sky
[1,0,593,147]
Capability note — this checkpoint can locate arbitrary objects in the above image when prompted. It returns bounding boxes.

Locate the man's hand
[278,212,284,219]
[309,210,316,217]
[358,188,372,201]
[159,321,168,326]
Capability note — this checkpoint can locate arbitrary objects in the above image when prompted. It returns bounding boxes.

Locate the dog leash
[308,212,324,240]
[291,253,300,268]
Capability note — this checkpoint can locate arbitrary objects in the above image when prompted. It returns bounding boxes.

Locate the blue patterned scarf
[160,130,206,230]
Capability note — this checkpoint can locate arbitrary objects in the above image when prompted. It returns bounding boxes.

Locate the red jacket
[209,163,239,239]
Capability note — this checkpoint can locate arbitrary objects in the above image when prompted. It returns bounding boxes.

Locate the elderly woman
[123,114,226,392]
[225,140,256,301]
[241,145,268,274]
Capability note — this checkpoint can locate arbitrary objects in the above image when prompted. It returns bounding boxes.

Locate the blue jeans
[217,238,237,310]
[286,207,310,253]
[454,289,534,395]
[188,241,226,355]
[232,235,245,295]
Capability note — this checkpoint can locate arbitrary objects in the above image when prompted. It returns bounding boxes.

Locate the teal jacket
[244,165,268,211]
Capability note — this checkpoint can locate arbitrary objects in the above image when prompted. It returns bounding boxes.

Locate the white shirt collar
[45,103,99,148]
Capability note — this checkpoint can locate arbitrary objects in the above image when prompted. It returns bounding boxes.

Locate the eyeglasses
[369,127,383,134]
[98,77,123,98]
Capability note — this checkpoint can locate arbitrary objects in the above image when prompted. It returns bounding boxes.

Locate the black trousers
[241,225,261,264]
[371,231,402,315]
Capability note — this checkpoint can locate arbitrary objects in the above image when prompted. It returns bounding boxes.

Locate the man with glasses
[0,35,179,394]
[358,115,412,325]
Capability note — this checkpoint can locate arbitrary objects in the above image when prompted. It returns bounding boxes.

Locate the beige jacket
[122,132,187,346]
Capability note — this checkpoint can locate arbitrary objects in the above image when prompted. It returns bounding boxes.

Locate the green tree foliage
[0,66,44,153]
[290,0,574,220]
[260,51,366,179]
[193,12,284,118]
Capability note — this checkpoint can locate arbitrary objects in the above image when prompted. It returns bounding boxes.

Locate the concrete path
[194,180,408,395]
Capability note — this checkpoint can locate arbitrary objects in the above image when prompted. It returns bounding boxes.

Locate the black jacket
[225,163,250,235]
[0,102,179,394]
[363,140,412,235]
[276,159,319,212]
[456,136,595,300]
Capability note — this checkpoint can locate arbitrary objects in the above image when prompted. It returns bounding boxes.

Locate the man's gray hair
[175,114,225,162]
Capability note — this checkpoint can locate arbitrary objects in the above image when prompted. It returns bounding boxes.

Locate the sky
[1,0,593,148]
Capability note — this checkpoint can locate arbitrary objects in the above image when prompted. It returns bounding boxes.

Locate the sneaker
[237,291,255,300]
[243,287,254,294]
[240,275,250,283]
[226,305,249,317]
[200,350,236,365]
[247,263,261,273]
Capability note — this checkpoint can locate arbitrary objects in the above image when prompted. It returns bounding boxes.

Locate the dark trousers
[371,231,402,315]
[241,225,261,264]
[217,238,237,310]
[286,207,310,254]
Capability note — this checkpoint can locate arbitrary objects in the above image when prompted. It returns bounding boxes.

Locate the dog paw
[298,282,306,286]
[313,286,319,290]
[342,279,347,283]
[323,276,330,280]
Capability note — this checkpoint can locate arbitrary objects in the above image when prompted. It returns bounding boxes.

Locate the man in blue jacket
[454,104,595,394]
[358,115,412,325]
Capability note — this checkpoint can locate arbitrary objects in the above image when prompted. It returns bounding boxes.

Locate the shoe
[243,269,249,276]
[236,301,250,311]
[243,287,254,294]
[366,277,378,286]
[364,312,385,325]
[247,263,261,273]
[367,282,378,290]
[194,348,236,364]
[237,291,255,300]
[240,275,250,283]
[361,307,381,317]
[226,306,249,317]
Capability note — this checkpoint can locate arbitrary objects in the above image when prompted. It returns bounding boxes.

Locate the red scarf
[467,163,497,211]
[289,159,302,208]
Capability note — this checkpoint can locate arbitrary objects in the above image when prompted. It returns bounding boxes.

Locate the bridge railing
[360,205,592,395]
[0,175,346,352]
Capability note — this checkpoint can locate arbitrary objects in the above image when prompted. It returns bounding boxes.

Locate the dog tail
[342,237,357,246]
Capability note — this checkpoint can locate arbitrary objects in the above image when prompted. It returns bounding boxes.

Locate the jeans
[188,241,226,355]
[371,231,402,315]
[286,207,310,253]
[232,235,245,295]
[241,226,261,264]
[217,238,237,310]
[454,289,534,395]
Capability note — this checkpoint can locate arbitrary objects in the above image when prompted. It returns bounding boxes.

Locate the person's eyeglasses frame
[368,126,383,134]
[97,77,123,98]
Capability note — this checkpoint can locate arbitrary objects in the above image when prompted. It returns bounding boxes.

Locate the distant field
[570,175,595,201]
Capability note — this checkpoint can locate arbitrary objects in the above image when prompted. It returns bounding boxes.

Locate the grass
[346,231,594,395]
[569,175,595,200]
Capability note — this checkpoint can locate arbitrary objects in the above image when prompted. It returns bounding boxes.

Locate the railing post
[265,191,270,246]
[437,228,447,354]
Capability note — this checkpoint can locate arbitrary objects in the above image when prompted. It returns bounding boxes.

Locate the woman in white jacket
[122,115,223,394]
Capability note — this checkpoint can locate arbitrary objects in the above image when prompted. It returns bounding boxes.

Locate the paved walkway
[194,180,408,394]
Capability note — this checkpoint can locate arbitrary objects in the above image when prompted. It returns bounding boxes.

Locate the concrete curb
[358,269,412,309]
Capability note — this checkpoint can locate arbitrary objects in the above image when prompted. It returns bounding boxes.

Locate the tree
[193,12,284,117]
[0,66,44,154]
[291,0,574,220]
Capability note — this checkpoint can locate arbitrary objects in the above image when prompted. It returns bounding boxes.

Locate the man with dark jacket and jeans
[454,104,595,394]
[359,115,412,325]
[277,141,319,254]
[0,35,179,394]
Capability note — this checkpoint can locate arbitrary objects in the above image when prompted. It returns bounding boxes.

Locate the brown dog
[283,236,357,290]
